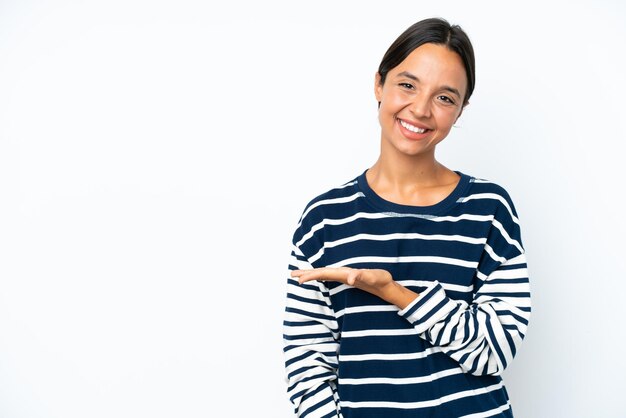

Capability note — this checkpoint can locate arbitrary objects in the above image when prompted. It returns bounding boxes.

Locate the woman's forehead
[390,44,467,87]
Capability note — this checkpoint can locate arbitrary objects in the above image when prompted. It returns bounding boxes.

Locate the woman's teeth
[400,119,427,133]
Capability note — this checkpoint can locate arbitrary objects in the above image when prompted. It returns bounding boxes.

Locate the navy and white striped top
[283,169,531,418]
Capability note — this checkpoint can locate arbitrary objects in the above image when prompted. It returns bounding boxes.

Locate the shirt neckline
[356,168,472,215]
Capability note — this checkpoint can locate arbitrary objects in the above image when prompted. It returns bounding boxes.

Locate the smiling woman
[374,43,467,181]
[283,17,530,418]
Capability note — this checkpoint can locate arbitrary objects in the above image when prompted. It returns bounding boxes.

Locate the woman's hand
[293,266,393,294]
[291,267,418,309]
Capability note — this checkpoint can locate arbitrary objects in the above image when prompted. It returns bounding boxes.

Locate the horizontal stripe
[335,304,397,318]
[310,232,487,263]
[296,211,391,247]
[339,367,461,385]
[298,212,497,248]
[340,382,504,409]
[327,255,478,269]
[339,347,441,362]
[341,328,418,338]
[485,268,529,280]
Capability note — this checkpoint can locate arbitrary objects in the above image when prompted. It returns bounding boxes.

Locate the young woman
[283,17,531,418]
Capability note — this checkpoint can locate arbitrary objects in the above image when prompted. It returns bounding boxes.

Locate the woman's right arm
[284,242,342,417]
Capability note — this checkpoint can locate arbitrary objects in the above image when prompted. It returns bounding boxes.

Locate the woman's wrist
[379,281,419,310]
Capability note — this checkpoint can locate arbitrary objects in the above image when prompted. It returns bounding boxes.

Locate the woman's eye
[438,95,455,105]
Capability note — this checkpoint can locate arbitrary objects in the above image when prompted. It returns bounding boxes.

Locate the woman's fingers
[291,268,392,289]
[296,268,339,284]
[291,267,354,284]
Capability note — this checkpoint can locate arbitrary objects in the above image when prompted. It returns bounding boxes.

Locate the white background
[1,1,625,417]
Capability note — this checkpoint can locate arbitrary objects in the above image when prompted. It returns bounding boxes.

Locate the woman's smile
[397,117,432,139]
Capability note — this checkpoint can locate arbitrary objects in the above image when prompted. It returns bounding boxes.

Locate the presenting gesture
[291,267,418,310]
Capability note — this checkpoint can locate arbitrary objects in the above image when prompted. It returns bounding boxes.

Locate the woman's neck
[368,152,454,188]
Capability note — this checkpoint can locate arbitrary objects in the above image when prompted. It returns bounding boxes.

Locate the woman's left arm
[396,251,530,376]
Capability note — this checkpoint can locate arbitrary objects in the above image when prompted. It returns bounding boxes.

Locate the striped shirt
[283,169,531,418]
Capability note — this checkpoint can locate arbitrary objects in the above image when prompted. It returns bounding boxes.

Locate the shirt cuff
[397,280,458,334]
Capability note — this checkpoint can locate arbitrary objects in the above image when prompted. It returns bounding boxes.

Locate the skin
[291,43,469,310]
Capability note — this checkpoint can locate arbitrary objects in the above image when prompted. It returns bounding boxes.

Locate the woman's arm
[396,252,530,376]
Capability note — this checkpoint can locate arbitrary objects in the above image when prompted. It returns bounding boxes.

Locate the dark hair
[377,17,475,106]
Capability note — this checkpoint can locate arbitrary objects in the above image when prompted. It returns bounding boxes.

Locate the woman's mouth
[399,119,427,133]
[396,118,431,139]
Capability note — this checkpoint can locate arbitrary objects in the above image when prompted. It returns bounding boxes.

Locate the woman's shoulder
[462,173,517,202]
[296,172,364,224]
[460,172,522,222]
[303,173,362,207]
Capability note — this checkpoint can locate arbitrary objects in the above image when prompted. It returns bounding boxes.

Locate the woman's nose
[410,95,432,119]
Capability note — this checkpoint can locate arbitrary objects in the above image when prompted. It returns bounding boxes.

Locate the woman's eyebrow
[442,86,461,98]
[397,71,419,81]
[396,71,461,98]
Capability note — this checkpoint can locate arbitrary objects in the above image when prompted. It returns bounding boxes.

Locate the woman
[283,17,530,418]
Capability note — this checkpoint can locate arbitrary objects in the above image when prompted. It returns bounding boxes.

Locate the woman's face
[375,43,467,159]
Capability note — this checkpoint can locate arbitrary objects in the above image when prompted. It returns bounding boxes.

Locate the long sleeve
[397,192,531,376]
[283,242,342,417]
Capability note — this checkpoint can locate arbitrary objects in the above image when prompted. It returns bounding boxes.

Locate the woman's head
[373,18,475,159]
[377,17,475,106]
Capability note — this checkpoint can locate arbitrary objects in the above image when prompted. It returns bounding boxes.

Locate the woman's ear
[374,72,383,104]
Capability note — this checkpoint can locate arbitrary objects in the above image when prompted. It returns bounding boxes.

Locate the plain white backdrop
[1,1,625,417]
